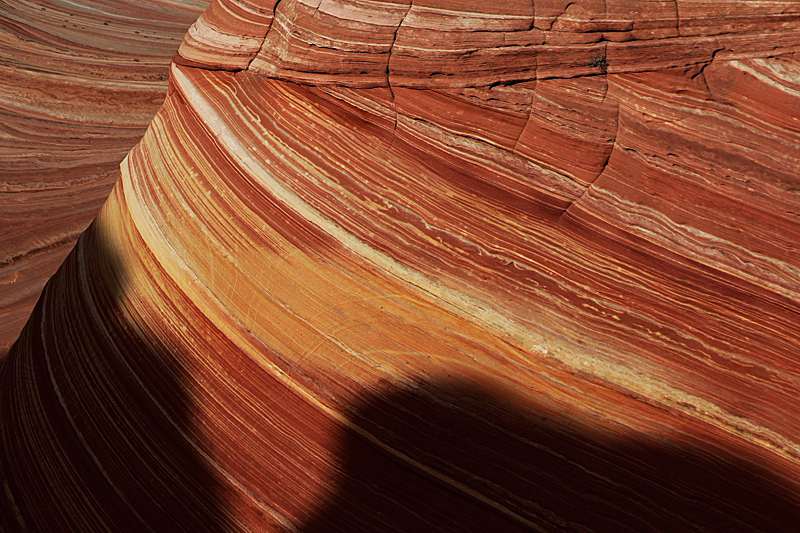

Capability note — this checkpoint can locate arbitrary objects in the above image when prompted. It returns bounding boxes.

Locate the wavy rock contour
[2,1,800,531]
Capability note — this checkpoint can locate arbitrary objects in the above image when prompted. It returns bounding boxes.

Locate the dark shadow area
[0,217,228,532]
[298,379,800,533]
[2,216,799,533]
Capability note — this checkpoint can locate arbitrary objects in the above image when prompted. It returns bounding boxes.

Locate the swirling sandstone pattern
[3,1,800,531]
[0,0,208,355]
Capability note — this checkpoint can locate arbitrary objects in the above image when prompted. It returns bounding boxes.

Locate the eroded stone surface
[2,1,800,531]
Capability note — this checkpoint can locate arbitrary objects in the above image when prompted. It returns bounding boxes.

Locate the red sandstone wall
[2,1,800,531]
[0,0,208,355]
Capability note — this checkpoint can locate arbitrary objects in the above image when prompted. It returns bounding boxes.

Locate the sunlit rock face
[3,1,800,531]
[0,0,208,355]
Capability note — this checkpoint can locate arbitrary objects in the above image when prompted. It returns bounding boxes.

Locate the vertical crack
[530,0,536,30]
[511,93,535,155]
[387,2,412,99]
[245,0,285,71]
[387,2,412,150]
[555,96,620,222]
[691,47,722,98]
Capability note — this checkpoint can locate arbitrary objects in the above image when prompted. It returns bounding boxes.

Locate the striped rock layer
[3,1,800,531]
[0,0,208,355]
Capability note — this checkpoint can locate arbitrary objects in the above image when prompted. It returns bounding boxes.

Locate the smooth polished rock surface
[0,0,208,356]
[2,1,800,531]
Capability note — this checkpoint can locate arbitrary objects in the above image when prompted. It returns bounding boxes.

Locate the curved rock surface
[3,1,800,531]
[0,0,208,356]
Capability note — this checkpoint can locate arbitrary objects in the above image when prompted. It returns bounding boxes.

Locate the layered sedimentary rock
[3,1,800,531]
[0,0,208,355]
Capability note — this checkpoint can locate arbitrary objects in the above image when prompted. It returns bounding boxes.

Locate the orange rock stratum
[3,1,800,531]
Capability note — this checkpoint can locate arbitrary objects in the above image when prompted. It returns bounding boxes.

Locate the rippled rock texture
[0,0,208,355]
[3,1,800,531]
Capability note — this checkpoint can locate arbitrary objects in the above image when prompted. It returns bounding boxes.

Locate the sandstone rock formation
[0,0,208,355]
[2,1,800,531]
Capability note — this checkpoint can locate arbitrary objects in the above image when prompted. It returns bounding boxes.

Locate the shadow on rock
[2,216,799,532]
[0,217,228,532]
[298,378,800,533]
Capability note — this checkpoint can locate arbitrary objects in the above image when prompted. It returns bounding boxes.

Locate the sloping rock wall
[2,1,800,531]
[0,0,208,355]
